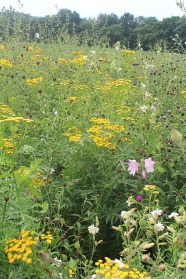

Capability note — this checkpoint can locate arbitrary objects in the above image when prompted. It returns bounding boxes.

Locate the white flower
[121,211,127,218]
[140,105,147,113]
[88,224,99,235]
[91,275,96,278]
[51,257,62,267]
[115,46,119,51]
[126,200,132,207]
[168,212,179,218]
[144,92,151,99]
[155,222,164,231]
[121,210,131,219]
[114,259,124,269]
[150,208,163,217]
[50,168,55,174]
[35,33,40,39]
[22,144,33,153]
[151,105,156,111]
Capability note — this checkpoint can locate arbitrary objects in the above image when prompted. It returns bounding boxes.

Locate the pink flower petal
[128,160,139,176]
[145,157,155,173]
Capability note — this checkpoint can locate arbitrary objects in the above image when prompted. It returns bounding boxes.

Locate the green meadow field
[0,26,185,278]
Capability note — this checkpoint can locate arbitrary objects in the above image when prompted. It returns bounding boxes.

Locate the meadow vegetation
[0,6,185,279]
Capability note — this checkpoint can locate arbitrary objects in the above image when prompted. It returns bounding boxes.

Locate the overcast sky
[0,0,184,19]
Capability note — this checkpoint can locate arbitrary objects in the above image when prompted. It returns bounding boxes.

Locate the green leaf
[40,202,49,214]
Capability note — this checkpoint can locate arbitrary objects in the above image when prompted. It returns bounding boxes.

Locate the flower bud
[159,232,169,240]
[4,196,9,202]
[125,228,134,237]
[167,226,176,233]
[159,242,167,246]
[142,254,151,262]
[158,264,166,271]
[39,252,49,260]
[140,242,155,249]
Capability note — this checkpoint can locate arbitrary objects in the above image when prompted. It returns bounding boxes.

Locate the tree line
[0,7,185,51]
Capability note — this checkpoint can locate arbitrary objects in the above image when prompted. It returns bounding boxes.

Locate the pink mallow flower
[145,157,155,173]
[142,170,146,180]
[128,160,139,176]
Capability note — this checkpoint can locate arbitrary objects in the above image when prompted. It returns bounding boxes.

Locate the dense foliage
[0,7,185,50]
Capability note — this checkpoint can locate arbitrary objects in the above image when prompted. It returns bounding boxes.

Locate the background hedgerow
[0,6,185,279]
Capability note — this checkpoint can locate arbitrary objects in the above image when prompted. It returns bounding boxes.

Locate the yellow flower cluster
[90,118,110,125]
[30,55,42,61]
[35,48,42,54]
[72,55,86,65]
[28,46,34,51]
[123,137,133,144]
[0,103,14,116]
[74,84,90,91]
[4,231,39,264]
[99,78,132,92]
[0,45,5,50]
[0,59,13,68]
[0,139,13,154]
[87,118,124,149]
[66,96,79,102]
[98,57,107,61]
[120,50,136,55]
[58,58,68,65]
[31,171,44,188]
[64,127,82,142]
[88,126,115,149]
[26,76,43,85]
[144,185,156,191]
[40,232,53,244]
[73,51,83,55]
[116,105,131,115]
[59,80,70,86]
[69,269,76,278]
[0,116,33,124]
[93,258,151,279]
[16,166,44,188]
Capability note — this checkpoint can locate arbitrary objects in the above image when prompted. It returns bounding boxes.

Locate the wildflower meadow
[0,4,185,279]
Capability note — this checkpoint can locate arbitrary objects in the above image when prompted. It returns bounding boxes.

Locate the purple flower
[167,109,171,113]
[69,69,72,72]
[145,157,155,173]
[136,195,142,202]
[163,115,166,119]
[142,170,146,180]
[128,160,139,176]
